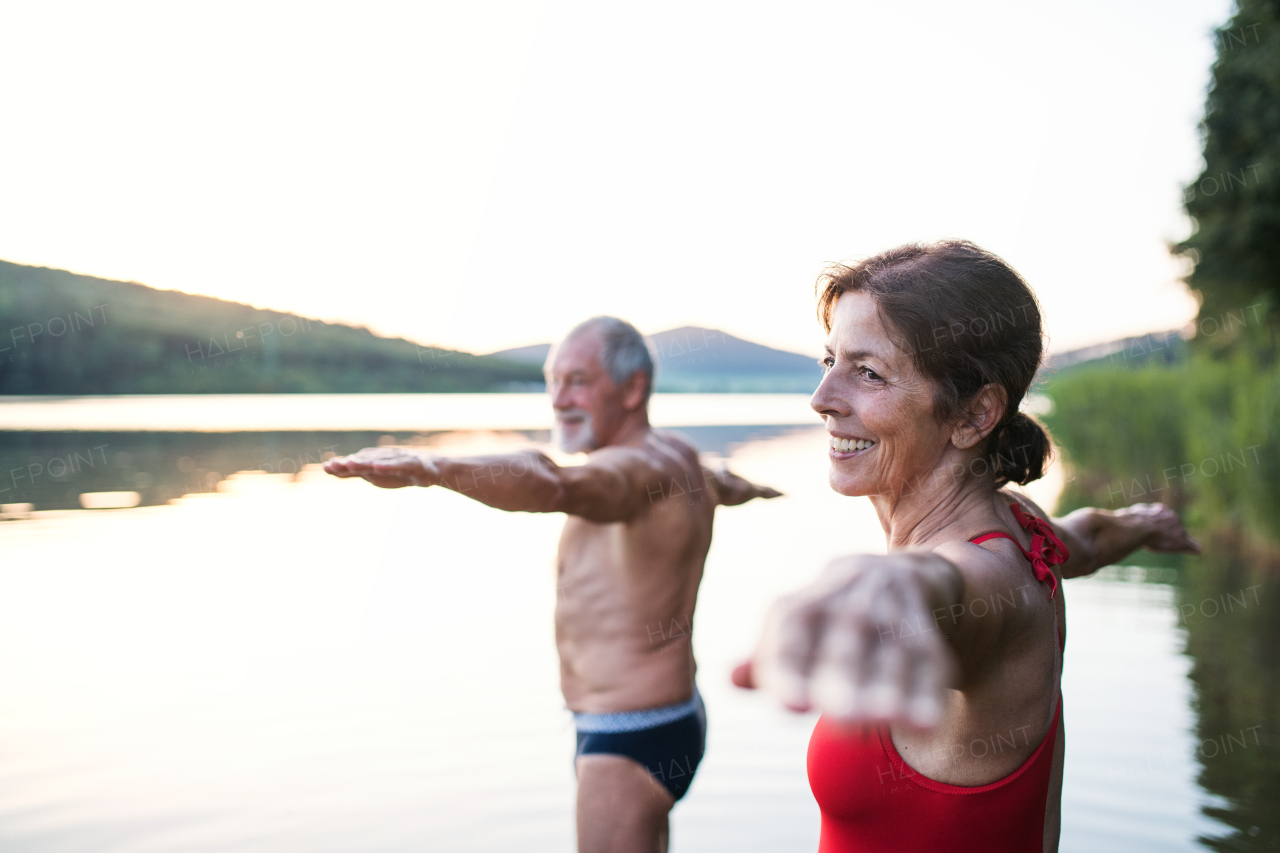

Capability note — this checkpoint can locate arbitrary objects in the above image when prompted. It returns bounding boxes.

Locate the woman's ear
[951,384,1007,450]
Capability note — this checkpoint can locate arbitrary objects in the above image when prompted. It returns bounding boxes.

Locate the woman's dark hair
[816,240,1051,487]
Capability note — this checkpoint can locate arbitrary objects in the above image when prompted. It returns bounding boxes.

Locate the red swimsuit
[806,503,1069,853]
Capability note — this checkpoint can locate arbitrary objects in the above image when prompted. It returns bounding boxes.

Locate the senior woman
[736,240,1200,852]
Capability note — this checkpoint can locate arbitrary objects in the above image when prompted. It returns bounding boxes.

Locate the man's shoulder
[589,430,697,466]
[641,432,715,517]
[649,429,701,465]
[577,434,693,487]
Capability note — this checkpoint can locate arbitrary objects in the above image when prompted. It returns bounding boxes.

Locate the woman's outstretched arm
[745,552,962,725]
[737,534,1062,727]
[1017,499,1201,579]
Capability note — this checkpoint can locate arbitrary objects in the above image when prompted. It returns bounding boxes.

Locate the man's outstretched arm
[326,444,697,523]
[324,446,565,512]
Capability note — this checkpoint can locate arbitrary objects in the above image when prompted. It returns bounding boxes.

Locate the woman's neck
[869,465,1002,550]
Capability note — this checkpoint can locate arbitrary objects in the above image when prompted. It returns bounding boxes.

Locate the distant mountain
[0,260,543,394]
[488,343,554,364]
[1042,330,1185,374]
[490,326,822,393]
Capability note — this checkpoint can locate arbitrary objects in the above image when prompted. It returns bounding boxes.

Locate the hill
[491,326,823,393]
[0,260,543,393]
[1038,330,1185,382]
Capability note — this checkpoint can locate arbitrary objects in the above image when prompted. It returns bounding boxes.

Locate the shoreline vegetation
[1042,334,1278,566]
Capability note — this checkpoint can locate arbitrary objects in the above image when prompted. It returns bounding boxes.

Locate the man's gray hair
[566,316,656,399]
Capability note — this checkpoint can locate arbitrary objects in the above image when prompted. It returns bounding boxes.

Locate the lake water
[0,394,1257,851]
[0,393,820,432]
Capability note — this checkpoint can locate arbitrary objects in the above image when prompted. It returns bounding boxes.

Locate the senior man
[324,316,780,853]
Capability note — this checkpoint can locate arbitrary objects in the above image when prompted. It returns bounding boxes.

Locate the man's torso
[554,431,716,713]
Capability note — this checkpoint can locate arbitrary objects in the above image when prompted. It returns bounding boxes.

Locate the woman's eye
[860,367,882,381]
[820,357,835,372]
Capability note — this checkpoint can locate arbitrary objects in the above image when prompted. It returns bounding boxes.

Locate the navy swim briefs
[573,689,707,801]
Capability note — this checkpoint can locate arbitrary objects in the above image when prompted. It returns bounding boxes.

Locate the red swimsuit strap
[968,503,1069,599]
[970,530,1021,548]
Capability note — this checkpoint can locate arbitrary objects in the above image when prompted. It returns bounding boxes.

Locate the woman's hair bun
[988,411,1051,486]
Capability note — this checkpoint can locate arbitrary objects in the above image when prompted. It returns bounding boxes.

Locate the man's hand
[739,553,957,727]
[708,468,784,506]
[323,447,441,489]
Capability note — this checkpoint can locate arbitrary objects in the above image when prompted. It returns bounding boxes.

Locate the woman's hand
[1119,502,1202,554]
[740,553,959,727]
[323,447,442,489]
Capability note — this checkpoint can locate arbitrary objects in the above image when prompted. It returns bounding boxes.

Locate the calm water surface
[0,395,1254,851]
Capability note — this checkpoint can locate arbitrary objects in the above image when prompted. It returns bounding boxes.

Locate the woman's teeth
[830,437,876,452]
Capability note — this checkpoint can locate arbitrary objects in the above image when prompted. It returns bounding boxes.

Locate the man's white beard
[555,410,598,453]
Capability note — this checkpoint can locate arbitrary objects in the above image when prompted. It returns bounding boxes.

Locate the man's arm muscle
[325,444,676,522]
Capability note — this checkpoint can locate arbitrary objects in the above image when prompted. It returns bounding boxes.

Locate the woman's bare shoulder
[997,488,1052,522]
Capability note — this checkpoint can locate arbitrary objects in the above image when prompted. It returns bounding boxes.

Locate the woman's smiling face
[810,291,955,498]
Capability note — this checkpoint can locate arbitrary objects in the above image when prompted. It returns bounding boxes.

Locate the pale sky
[0,0,1231,357]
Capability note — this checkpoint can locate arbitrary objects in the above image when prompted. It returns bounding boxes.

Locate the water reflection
[0,425,809,512]
[1177,552,1279,851]
[0,423,1264,851]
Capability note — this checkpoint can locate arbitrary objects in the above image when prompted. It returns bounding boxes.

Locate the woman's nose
[810,370,848,418]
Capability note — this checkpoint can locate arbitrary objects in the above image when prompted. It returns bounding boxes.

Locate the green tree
[1176,0,1280,338]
